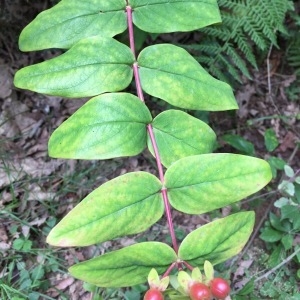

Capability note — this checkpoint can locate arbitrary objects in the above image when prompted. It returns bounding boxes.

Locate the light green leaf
[203,261,214,281]
[69,242,177,287]
[49,93,152,159]
[147,269,160,288]
[177,271,191,294]
[278,180,295,196]
[14,36,134,98]
[178,212,255,266]
[165,154,272,214]
[148,110,216,167]
[138,44,237,111]
[130,0,221,33]
[191,268,202,283]
[284,165,295,178]
[19,0,127,51]
[274,197,290,208]
[47,172,163,246]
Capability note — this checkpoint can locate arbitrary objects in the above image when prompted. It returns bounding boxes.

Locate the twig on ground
[254,246,300,282]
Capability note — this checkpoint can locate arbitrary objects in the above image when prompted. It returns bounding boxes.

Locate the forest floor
[0,1,299,299]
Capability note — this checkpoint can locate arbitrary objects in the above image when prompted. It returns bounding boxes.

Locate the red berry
[144,288,164,300]
[210,278,230,299]
[189,282,211,300]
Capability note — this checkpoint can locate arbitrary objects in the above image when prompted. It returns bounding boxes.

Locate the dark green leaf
[138,44,237,111]
[222,134,255,156]
[148,110,216,167]
[47,172,163,246]
[264,129,279,152]
[69,242,177,287]
[267,156,286,170]
[259,227,283,243]
[281,205,300,229]
[267,156,286,178]
[19,0,127,50]
[295,184,300,203]
[236,279,255,296]
[178,212,255,266]
[130,0,221,33]
[269,213,287,232]
[165,154,272,214]
[14,36,134,98]
[267,245,285,268]
[49,93,152,159]
[281,234,293,251]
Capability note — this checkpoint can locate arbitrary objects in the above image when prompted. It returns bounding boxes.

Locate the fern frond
[233,31,256,68]
[224,43,251,78]
[287,32,300,75]
[182,0,293,84]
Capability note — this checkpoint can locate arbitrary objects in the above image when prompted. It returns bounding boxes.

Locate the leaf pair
[47,154,271,247]
[19,0,221,51]
[14,36,237,111]
[48,93,216,167]
[67,212,255,287]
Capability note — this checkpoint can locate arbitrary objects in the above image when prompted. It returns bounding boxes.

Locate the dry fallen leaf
[47,277,75,297]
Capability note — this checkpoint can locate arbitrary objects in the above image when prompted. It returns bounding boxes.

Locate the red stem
[126,5,179,254]
[183,261,194,271]
[162,262,177,278]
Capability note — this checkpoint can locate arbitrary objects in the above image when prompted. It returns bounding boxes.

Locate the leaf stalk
[126,5,179,254]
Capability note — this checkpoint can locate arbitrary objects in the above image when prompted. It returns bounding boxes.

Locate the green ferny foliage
[14,0,272,291]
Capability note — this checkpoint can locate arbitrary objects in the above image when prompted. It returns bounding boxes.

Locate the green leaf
[130,0,221,33]
[49,93,152,159]
[281,234,293,251]
[14,36,134,98]
[259,227,283,243]
[236,279,254,296]
[69,242,177,287]
[178,212,255,266]
[177,271,191,294]
[264,129,279,152]
[278,180,295,196]
[274,197,289,208]
[267,245,285,268]
[147,269,160,287]
[12,238,32,252]
[267,156,286,178]
[281,205,300,229]
[295,184,300,203]
[191,268,202,283]
[222,134,255,156]
[165,154,272,214]
[203,261,214,281]
[269,212,287,232]
[19,0,127,51]
[148,110,216,167]
[138,44,237,111]
[47,172,163,246]
[284,165,295,178]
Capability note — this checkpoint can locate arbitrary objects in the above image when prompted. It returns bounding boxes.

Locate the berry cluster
[143,262,231,300]
[144,277,230,300]
[189,278,230,300]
